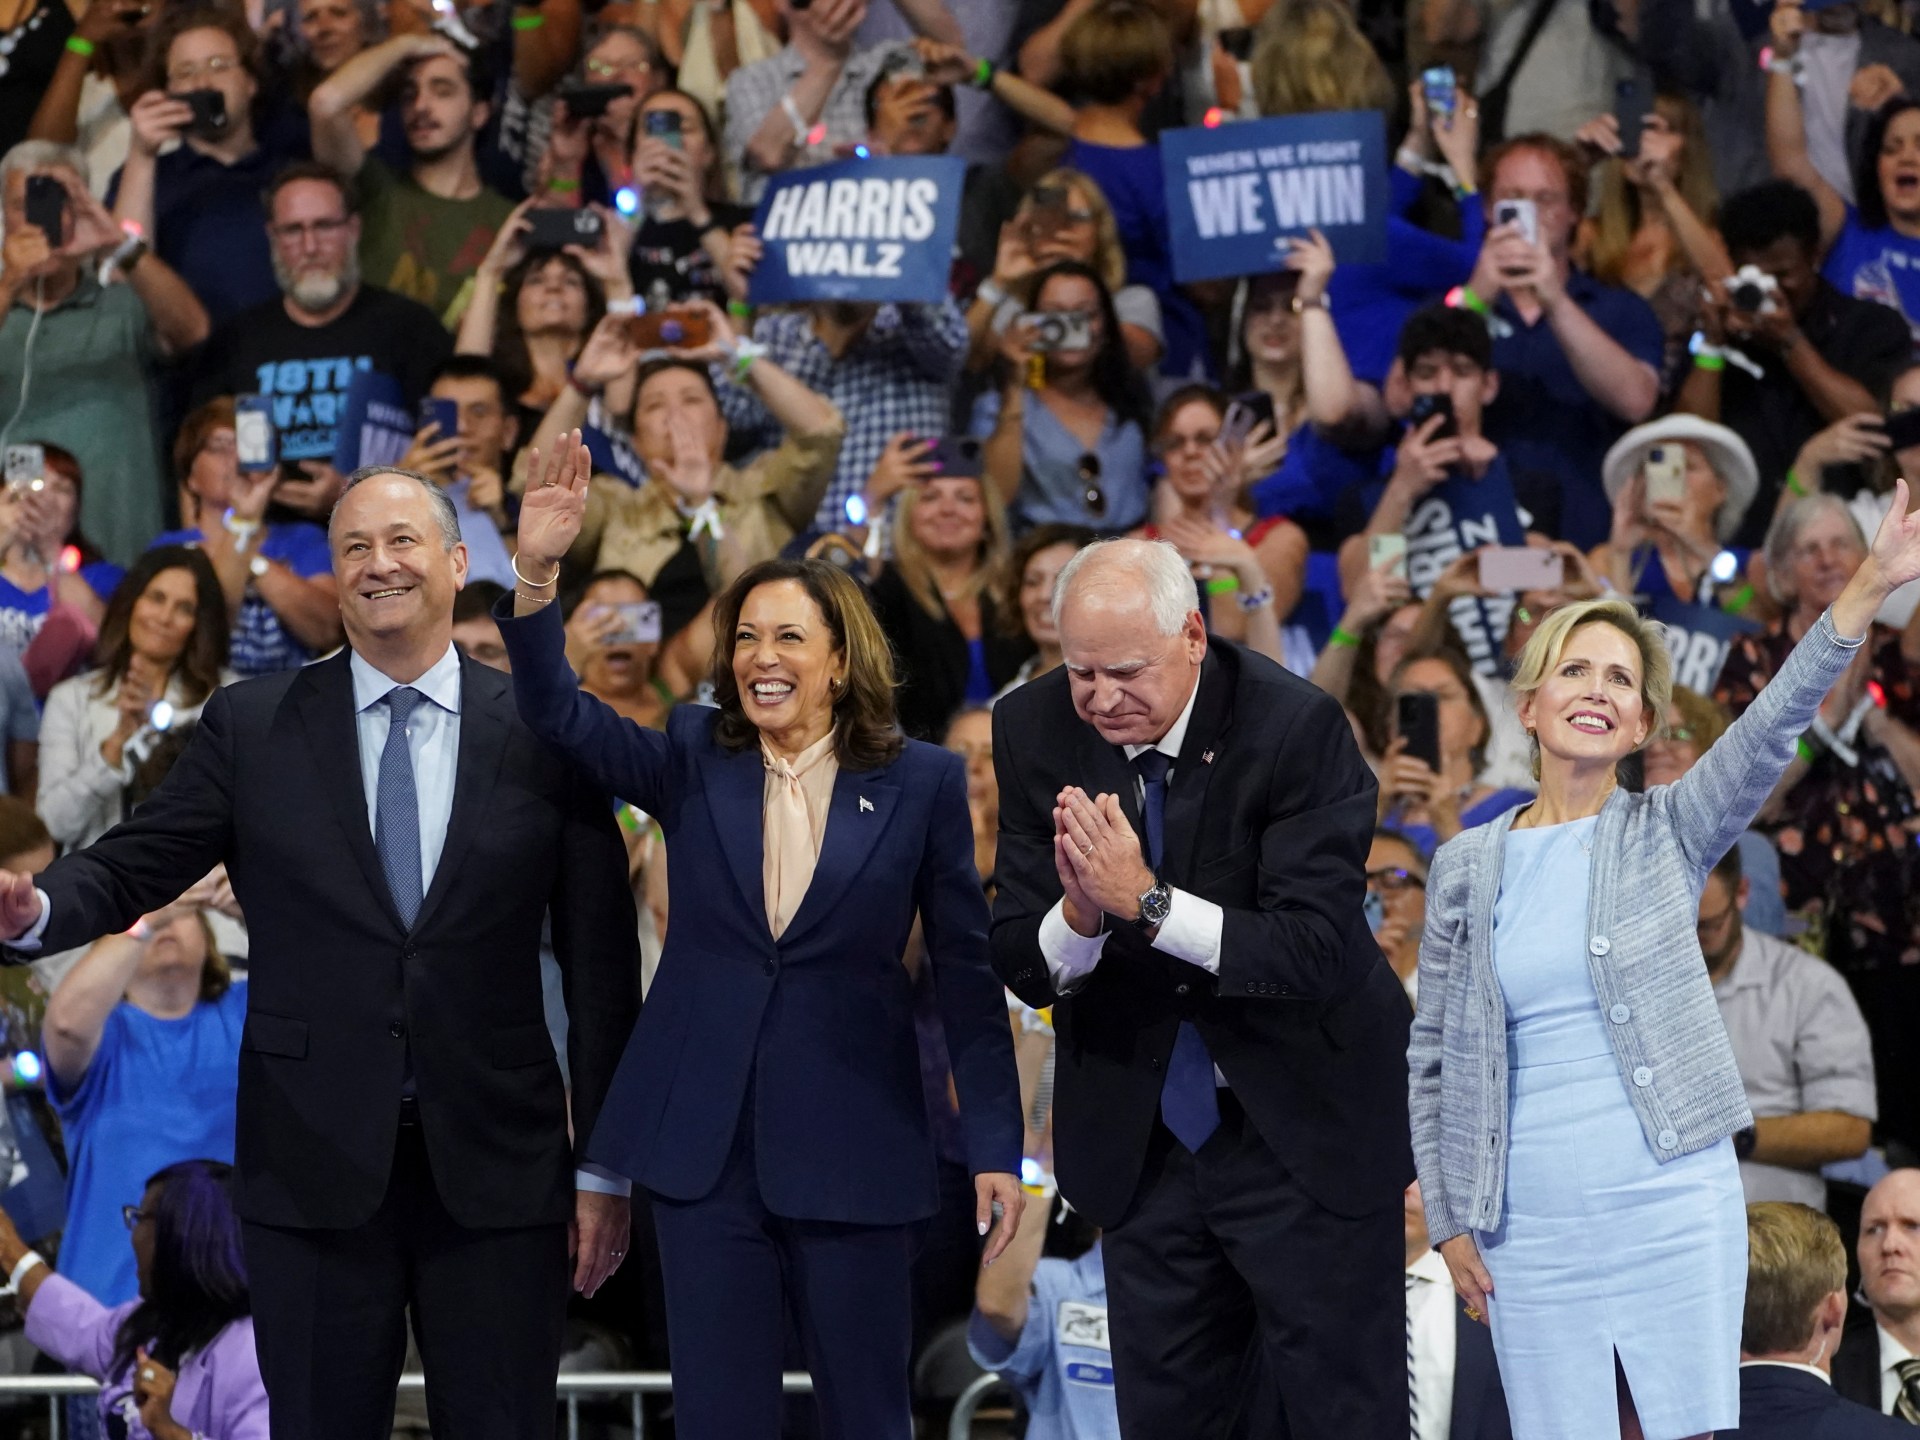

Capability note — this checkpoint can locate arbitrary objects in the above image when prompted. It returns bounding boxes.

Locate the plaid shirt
[719,299,968,534]
[722,41,908,201]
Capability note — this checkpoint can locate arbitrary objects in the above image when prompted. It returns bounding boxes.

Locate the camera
[171,88,228,139]
[524,206,605,250]
[556,83,631,119]
[1022,309,1094,353]
[1728,264,1780,315]
[879,48,924,80]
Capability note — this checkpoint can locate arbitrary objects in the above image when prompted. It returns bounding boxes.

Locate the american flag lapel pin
[1202,751,1215,765]
[859,795,874,813]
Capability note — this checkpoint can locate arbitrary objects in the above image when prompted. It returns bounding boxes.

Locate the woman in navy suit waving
[498,427,1026,1440]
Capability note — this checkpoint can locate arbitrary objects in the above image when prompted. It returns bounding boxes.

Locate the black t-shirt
[627,202,755,309]
[190,285,453,464]
[1720,281,1911,549]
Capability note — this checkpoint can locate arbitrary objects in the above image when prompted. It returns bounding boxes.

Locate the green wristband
[1720,582,1755,616]
[512,12,545,28]
[1455,286,1490,318]
[1693,351,1726,372]
[727,299,753,318]
[65,34,95,56]
[1796,737,1816,764]
[1205,573,1240,596]
[971,57,996,89]
[546,176,580,193]
[1786,468,1808,498]
[1329,625,1361,649]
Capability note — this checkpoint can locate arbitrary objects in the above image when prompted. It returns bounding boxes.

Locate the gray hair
[329,466,463,551]
[1051,537,1199,637]
[1762,493,1865,606]
[0,140,89,194]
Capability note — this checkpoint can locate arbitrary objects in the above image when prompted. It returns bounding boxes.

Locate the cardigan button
[1589,935,1611,956]
[1657,1129,1678,1150]
[1632,1066,1653,1087]
[1609,1003,1631,1024]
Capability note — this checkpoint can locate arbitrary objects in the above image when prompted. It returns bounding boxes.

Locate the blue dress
[1483,817,1745,1439]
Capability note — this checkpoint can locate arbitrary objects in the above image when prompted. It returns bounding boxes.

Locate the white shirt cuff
[1039,898,1107,992]
[8,890,51,953]
[574,1163,632,1197]
[1151,887,1223,973]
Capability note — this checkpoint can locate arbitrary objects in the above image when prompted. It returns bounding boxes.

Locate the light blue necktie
[376,687,424,929]
[1135,750,1219,1152]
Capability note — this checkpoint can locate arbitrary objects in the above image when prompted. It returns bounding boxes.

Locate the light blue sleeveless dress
[1481,816,1746,1439]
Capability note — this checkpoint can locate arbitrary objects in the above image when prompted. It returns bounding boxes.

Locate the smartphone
[3,445,44,495]
[1368,531,1408,580]
[23,175,64,245]
[1218,25,1254,61]
[1421,65,1457,123]
[625,306,713,351]
[607,601,662,645]
[419,397,460,441]
[234,396,277,473]
[526,206,604,250]
[1025,183,1074,238]
[557,82,631,119]
[1494,197,1538,247]
[1219,400,1258,450]
[1478,545,1564,592]
[1397,692,1442,771]
[1613,78,1644,161]
[1408,391,1456,441]
[1643,444,1686,506]
[642,108,684,148]
[926,435,984,479]
[1234,389,1277,434]
[1883,408,1920,451]
[172,88,228,138]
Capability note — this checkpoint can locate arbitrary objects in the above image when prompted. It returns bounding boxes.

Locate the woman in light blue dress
[1408,483,1920,1439]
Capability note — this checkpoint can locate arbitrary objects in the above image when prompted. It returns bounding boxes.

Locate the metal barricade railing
[0,1371,818,1439]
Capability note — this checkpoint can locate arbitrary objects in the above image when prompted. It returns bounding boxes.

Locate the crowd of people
[2,0,1920,1431]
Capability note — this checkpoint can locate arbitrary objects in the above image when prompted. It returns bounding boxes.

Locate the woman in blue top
[41,878,246,1307]
[1767,10,1920,353]
[1410,486,1920,1440]
[0,444,120,664]
[975,261,1153,535]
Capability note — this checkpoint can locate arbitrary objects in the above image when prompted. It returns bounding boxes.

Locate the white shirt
[351,645,463,900]
[1037,674,1227,988]
[1880,1322,1917,1414]
[1407,1247,1457,1440]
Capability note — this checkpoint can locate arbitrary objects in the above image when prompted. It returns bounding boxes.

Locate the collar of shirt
[1714,929,1769,995]
[1122,668,1201,766]
[1880,1321,1918,1376]
[350,643,464,717]
[1407,1247,1452,1286]
[1739,1360,1832,1384]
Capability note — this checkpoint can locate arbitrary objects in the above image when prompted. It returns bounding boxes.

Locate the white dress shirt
[1407,1247,1457,1440]
[1881,1322,1917,1414]
[1740,1360,1832,1383]
[1037,674,1227,988]
[351,646,463,898]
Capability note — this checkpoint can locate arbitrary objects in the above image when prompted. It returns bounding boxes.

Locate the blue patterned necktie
[1135,750,1219,1152]
[376,687,424,929]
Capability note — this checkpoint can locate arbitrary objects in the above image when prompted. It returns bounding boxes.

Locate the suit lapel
[702,741,772,932]
[413,655,509,933]
[779,765,901,948]
[1162,651,1233,886]
[291,651,403,932]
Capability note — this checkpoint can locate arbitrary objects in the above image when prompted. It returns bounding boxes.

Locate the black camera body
[172,88,229,139]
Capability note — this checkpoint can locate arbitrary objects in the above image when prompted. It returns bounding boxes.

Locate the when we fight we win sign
[748,156,966,305]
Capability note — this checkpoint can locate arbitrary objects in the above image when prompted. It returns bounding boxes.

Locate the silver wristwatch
[1132,878,1172,930]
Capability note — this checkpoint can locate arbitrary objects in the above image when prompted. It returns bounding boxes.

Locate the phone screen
[1397,693,1442,770]
[235,398,277,473]
[24,175,65,244]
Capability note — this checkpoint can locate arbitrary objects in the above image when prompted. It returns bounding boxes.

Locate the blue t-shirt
[46,982,246,1305]
[150,524,332,677]
[967,1240,1120,1440]
[0,562,125,656]
[1394,787,1535,857]
[1821,208,1920,356]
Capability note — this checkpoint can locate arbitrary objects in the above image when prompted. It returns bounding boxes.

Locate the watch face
[1138,883,1172,926]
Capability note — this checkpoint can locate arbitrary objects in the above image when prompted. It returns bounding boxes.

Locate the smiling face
[1058,586,1206,747]
[1241,280,1300,368]
[330,473,468,654]
[585,31,656,130]
[1157,397,1223,503]
[297,0,367,72]
[731,579,846,749]
[129,566,202,667]
[1861,1171,1920,1323]
[1020,541,1079,650]
[1517,621,1653,771]
[515,255,590,339]
[1781,504,1867,619]
[1032,271,1105,378]
[1878,108,1920,226]
[1641,702,1701,787]
[580,573,657,693]
[943,708,995,809]
[907,476,987,561]
[402,53,487,163]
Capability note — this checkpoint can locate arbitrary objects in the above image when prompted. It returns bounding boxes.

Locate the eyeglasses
[1155,432,1218,457]
[1075,452,1106,521]
[1653,725,1695,744]
[167,54,239,84]
[199,433,237,457]
[122,1205,153,1230]
[585,57,649,80]
[269,217,352,245]
[1366,867,1426,893]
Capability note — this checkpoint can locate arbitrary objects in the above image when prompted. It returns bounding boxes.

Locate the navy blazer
[1451,1301,1514,1440]
[498,600,1023,1225]
[1722,1364,1913,1439]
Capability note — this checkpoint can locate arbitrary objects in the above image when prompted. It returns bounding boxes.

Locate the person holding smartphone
[561,569,674,730]
[1592,417,1760,618]
[1380,643,1535,854]
[623,89,752,308]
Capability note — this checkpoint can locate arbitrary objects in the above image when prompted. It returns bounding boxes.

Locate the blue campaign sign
[748,155,966,305]
[1160,110,1390,282]
[332,368,413,474]
[1650,593,1761,696]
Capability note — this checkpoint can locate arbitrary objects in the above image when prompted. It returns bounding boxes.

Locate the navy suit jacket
[498,600,1022,1224]
[1722,1364,1913,1439]
[1451,1302,1514,1440]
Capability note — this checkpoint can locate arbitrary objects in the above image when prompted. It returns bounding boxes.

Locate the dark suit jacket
[13,650,641,1232]
[1452,1301,1514,1440]
[989,642,1413,1227]
[498,600,1022,1224]
[1722,1364,1913,1439]
[1833,1311,1887,1412]
[869,564,1032,743]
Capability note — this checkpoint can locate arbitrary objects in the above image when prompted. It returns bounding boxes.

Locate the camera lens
[661,320,684,344]
[1731,283,1762,312]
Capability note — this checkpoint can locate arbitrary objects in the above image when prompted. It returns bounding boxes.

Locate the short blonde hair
[1509,598,1672,777]
[1251,0,1396,117]
[1743,1202,1846,1355]
[1026,168,1128,295]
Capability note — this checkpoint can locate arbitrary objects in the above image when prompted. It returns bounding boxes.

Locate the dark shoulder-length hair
[494,249,608,402]
[111,1160,249,1377]
[1858,97,1920,231]
[92,546,228,706]
[1026,259,1152,432]
[997,522,1098,639]
[708,558,904,772]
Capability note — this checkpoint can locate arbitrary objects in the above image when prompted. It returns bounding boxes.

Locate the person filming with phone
[1381,644,1535,855]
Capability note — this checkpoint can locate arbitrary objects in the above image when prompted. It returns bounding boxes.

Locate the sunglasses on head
[1076,452,1106,521]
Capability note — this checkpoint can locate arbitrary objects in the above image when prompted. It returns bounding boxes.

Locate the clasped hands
[1051,786,1155,938]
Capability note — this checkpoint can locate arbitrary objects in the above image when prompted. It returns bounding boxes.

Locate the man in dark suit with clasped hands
[0,468,642,1440]
[990,537,1414,1438]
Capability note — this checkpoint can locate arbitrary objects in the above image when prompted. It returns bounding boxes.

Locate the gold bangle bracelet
[511,555,560,589]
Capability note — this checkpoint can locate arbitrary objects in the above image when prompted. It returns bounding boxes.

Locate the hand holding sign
[1283,227,1335,303]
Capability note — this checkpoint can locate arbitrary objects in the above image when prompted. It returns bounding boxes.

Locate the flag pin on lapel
[1202,751,1215,765]
[859,796,874,813]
